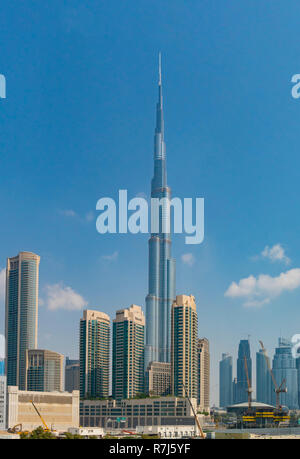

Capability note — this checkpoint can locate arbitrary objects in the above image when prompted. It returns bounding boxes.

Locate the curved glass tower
[145,55,176,369]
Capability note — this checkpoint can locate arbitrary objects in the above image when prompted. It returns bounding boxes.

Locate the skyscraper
[145,361,171,397]
[171,295,198,399]
[79,310,110,399]
[5,251,40,390]
[145,55,176,369]
[112,305,145,400]
[65,357,80,393]
[25,349,64,392]
[197,338,210,411]
[235,339,252,404]
[219,353,233,408]
[272,338,298,410]
[256,349,272,405]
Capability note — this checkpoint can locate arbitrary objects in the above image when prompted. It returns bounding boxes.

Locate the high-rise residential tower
[145,55,176,369]
[171,295,198,399]
[272,338,298,410]
[112,305,145,400]
[25,349,64,392]
[256,349,272,405]
[235,339,252,404]
[219,353,233,408]
[5,251,40,390]
[79,310,110,399]
[197,338,210,411]
[145,361,171,397]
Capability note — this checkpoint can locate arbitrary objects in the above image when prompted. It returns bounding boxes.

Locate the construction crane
[259,340,287,410]
[30,400,50,432]
[182,382,205,439]
[244,355,253,411]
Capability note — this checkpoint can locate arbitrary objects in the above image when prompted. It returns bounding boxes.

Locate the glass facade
[272,338,298,410]
[145,56,176,369]
[235,339,251,404]
[256,349,272,405]
[5,252,40,389]
[219,353,233,408]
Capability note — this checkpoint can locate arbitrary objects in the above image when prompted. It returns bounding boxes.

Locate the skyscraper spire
[145,55,176,370]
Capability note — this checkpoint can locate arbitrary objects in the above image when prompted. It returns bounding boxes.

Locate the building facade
[0,375,6,429]
[112,305,145,400]
[80,396,196,430]
[145,55,176,369]
[235,339,252,404]
[219,353,233,408]
[256,349,272,405]
[7,386,79,432]
[25,349,64,392]
[80,310,110,399]
[5,252,40,390]
[145,361,171,396]
[65,357,80,393]
[171,295,198,399]
[197,338,210,411]
[272,338,298,410]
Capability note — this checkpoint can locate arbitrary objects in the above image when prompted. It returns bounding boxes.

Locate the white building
[0,375,6,430]
[68,427,104,438]
[136,425,196,439]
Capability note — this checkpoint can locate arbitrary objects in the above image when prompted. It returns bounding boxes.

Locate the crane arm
[182,382,205,439]
[30,400,50,431]
[243,356,251,390]
[259,340,278,390]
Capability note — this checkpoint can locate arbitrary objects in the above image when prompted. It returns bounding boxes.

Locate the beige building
[80,310,110,398]
[25,349,64,392]
[197,338,210,412]
[7,386,79,432]
[171,295,198,399]
[112,305,145,400]
[145,361,171,396]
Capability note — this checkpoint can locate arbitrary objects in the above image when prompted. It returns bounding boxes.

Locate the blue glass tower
[219,353,233,408]
[272,338,298,410]
[235,339,252,404]
[145,55,176,369]
[256,349,272,405]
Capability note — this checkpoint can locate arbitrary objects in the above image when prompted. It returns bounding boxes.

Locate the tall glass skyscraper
[256,349,272,405]
[219,353,233,408]
[145,55,176,369]
[272,338,298,410]
[235,339,251,404]
[5,251,40,390]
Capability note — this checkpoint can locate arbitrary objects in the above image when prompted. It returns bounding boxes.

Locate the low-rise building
[136,425,196,438]
[80,396,196,430]
[68,427,104,438]
[7,386,79,432]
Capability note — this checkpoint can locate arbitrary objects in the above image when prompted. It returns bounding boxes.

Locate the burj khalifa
[145,55,176,369]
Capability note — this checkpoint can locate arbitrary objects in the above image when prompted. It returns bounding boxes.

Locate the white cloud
[260,244,290,264]
[181,253,195,267]
[85,211,94,222]
[0,268,5,302]
[44,283,88,311]
[225,268,300,307]
[101,251,119,262]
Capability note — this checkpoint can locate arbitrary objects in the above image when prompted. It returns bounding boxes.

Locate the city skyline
[2,1,300,406]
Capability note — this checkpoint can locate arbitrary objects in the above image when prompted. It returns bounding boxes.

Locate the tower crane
[182,382,205,439]
[244,355,253,411]
[259,340,287,410]
[30,400,51,432]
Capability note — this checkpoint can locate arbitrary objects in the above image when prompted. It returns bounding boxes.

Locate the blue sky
[1,1,300,404]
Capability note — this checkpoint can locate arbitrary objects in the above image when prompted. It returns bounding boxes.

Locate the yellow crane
[30,400,51,432]
[182,382,205,439]
[244,355,253,411]
[259,340,287,410]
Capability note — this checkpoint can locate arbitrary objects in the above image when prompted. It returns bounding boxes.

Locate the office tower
[65,357,80,392]
[25,349,64,392]
[272,338,298,409]
[171,295,198,399]
[80,310,110,399]
[219,353,233,408]
[145,55,176,369]
[235,339,251,404]
[256,349,272,405]
[145,361,171,396]
[0,374,6,430]
[112,305,145,400]
[197,338,210,411]
[296,357,300,409]
[232,377,238,404]
[5,251,40,390]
